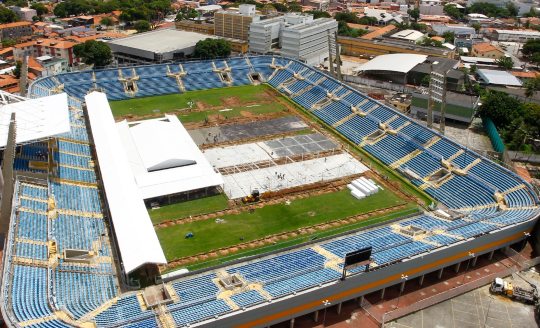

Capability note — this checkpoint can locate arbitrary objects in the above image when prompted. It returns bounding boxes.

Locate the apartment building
[0,21,33,41]
[214,4,259,41]
[14,39,80,66]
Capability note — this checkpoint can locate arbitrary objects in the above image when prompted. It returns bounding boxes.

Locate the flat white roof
[460,56,497,63]
[355,54,427,74]
[117,115,223,200]
[477,69,523,87]
[0,93,70,148]
[495,29,540,36]
[85,92,166,274]
[390,29,425,41]
[108,29,216,54]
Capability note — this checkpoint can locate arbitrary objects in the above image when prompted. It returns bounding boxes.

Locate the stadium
[0,55,539,328]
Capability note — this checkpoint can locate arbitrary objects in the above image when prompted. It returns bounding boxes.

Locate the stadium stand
[0,55,536,328]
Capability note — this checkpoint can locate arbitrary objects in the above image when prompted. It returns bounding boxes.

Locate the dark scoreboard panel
[344,247,372,267]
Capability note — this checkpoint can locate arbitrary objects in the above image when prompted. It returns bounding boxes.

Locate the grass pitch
[156,189,413,261]
[149,194,229,224]
[109,85,286,119]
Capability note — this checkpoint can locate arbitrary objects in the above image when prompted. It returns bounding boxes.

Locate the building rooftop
[390,29,425,42]
[477,69,523,87]
[107,29,215,54]
[472,42,502,54]
[0,21,32,29]
[355,53,427,74]
[494,29,540,36]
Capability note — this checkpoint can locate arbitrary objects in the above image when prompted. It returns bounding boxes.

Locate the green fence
[483,117,505,153]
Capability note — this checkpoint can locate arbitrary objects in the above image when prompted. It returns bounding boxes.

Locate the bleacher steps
[434,175,454,188]
[447,149,464,162]
[18,207,47,216]
[19,315,57,327]
[390,149,422,169]
[249,283,272,300]
[53,179,98,189]
[156,304,176,328]
[57,208,103,219]
[137,292,148,311]
[78,297,119,323]
[19,195,47,203]
[463,158,481,173]
[53,178,97,188]
[57,137,90,146]
[394,121,411,132]
[501,184,527,195]
[16,238,47,246]
[385,115,399,125]
[12,256,48,267]
[360,133,387,147]
[57,150,92,158]
[333,113,357,127]
[311,245,343,273]
[424,136,441,149]
[365,104,379,114]
[165,284,180,302]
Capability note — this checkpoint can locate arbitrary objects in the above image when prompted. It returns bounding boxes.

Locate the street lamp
[462,251,475,284]
[396,274,408,308]
[322,299,331,326]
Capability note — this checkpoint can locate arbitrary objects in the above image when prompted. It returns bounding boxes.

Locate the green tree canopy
[13,60,21,79]
[0,6,19,23]
[305,10,330,19]
[193,38,231,59]
[478,90,522,128]
[73,40,112,67]
[443,4,463,20]
[30,3,48,16]
[337,20,367,37]
[522,39,540,58]
[407,8,420,22]
[100,16,114,26]
[468,2,511,17]
[287,2,302,12]
[175,8,198,21]
[496,56,514,69]
[134,20,151,33]
[442,31,455,43]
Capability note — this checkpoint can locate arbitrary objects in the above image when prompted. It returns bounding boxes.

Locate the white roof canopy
[117,115,223,200]
[85,92,166,273]
[355,54,427,74]
[0,93,70,148]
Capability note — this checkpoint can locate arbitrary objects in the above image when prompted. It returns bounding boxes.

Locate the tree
[337,20,367,37]
[13,61,21,79]
[522,39,540,58]
[472,22,481,34]
[287,2,302,12]
[134,20,151,33]
[334,12,361,24]
[531,52,540,67]
[1,38,16,47]
[443,4,463,20]
[407,8,420,22]
[478,90,522,128]
[524,77,540,98]
[468,2,509,17]
[442,31,455,43]
[175,7,198,21]
[305,10,330,19]
[272,3,287,12]
[417,38,443,48]
[73,40,112,67]
[100,16,114,27]
[0,6,18,23]
[30,3,48,16]
[496,56,514,69]
[506,2,519,17]
[193,38,231,59]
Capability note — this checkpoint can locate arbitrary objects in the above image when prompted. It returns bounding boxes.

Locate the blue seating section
[53,214,107,253]
[55,270,117,319]
[17,211,47,241]
[230,290,265,308]
[21,184,47,200]
[58,141,91,156]
[52,183,101,213]
[169,299,231,326]
[15,242,48,260]
[364,134,419,165]
[505,188,535,207]
[401,152,441,178]
[95,294,149,326]
[171,274,219,304]
[469,161,521,192]
[55,152,91,169]
[57,166,97,183]
[11,265,53,321]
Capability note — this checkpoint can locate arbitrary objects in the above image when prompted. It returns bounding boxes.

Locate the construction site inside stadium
[0,56,539,328]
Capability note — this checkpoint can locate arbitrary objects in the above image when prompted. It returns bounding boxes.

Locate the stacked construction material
[347,177,379,200]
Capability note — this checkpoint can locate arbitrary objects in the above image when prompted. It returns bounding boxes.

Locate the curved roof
[355,54,427,74]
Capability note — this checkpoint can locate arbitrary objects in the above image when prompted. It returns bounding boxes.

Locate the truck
[490,277,538,304]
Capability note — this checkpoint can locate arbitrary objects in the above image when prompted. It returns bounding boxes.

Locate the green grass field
[109,85,279,118]
[149,194,229,224]
[156,189,413,261]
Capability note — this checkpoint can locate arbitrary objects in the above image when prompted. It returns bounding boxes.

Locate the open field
[149,194,229,225]
[109,84,288,120]
[156,189,413,261]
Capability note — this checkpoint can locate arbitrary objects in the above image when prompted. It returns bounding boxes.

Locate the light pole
[396,274,408,308]
[462,252,475,284]
[322,299,331,326]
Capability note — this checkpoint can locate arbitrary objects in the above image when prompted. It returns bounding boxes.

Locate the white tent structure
[0,92,70,149]
[85,92,166,274]
[354,54,427,74]
[116,115,223,200]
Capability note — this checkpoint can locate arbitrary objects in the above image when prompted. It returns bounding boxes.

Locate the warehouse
[107,29,215,64]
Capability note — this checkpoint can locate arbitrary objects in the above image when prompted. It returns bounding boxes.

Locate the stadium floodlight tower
[427,67,448,134]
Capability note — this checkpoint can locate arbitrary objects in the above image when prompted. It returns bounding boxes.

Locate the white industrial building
[492,29,540,42]
[249,14,338,65]
[107,29,216,64]
[390,29,426,42]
